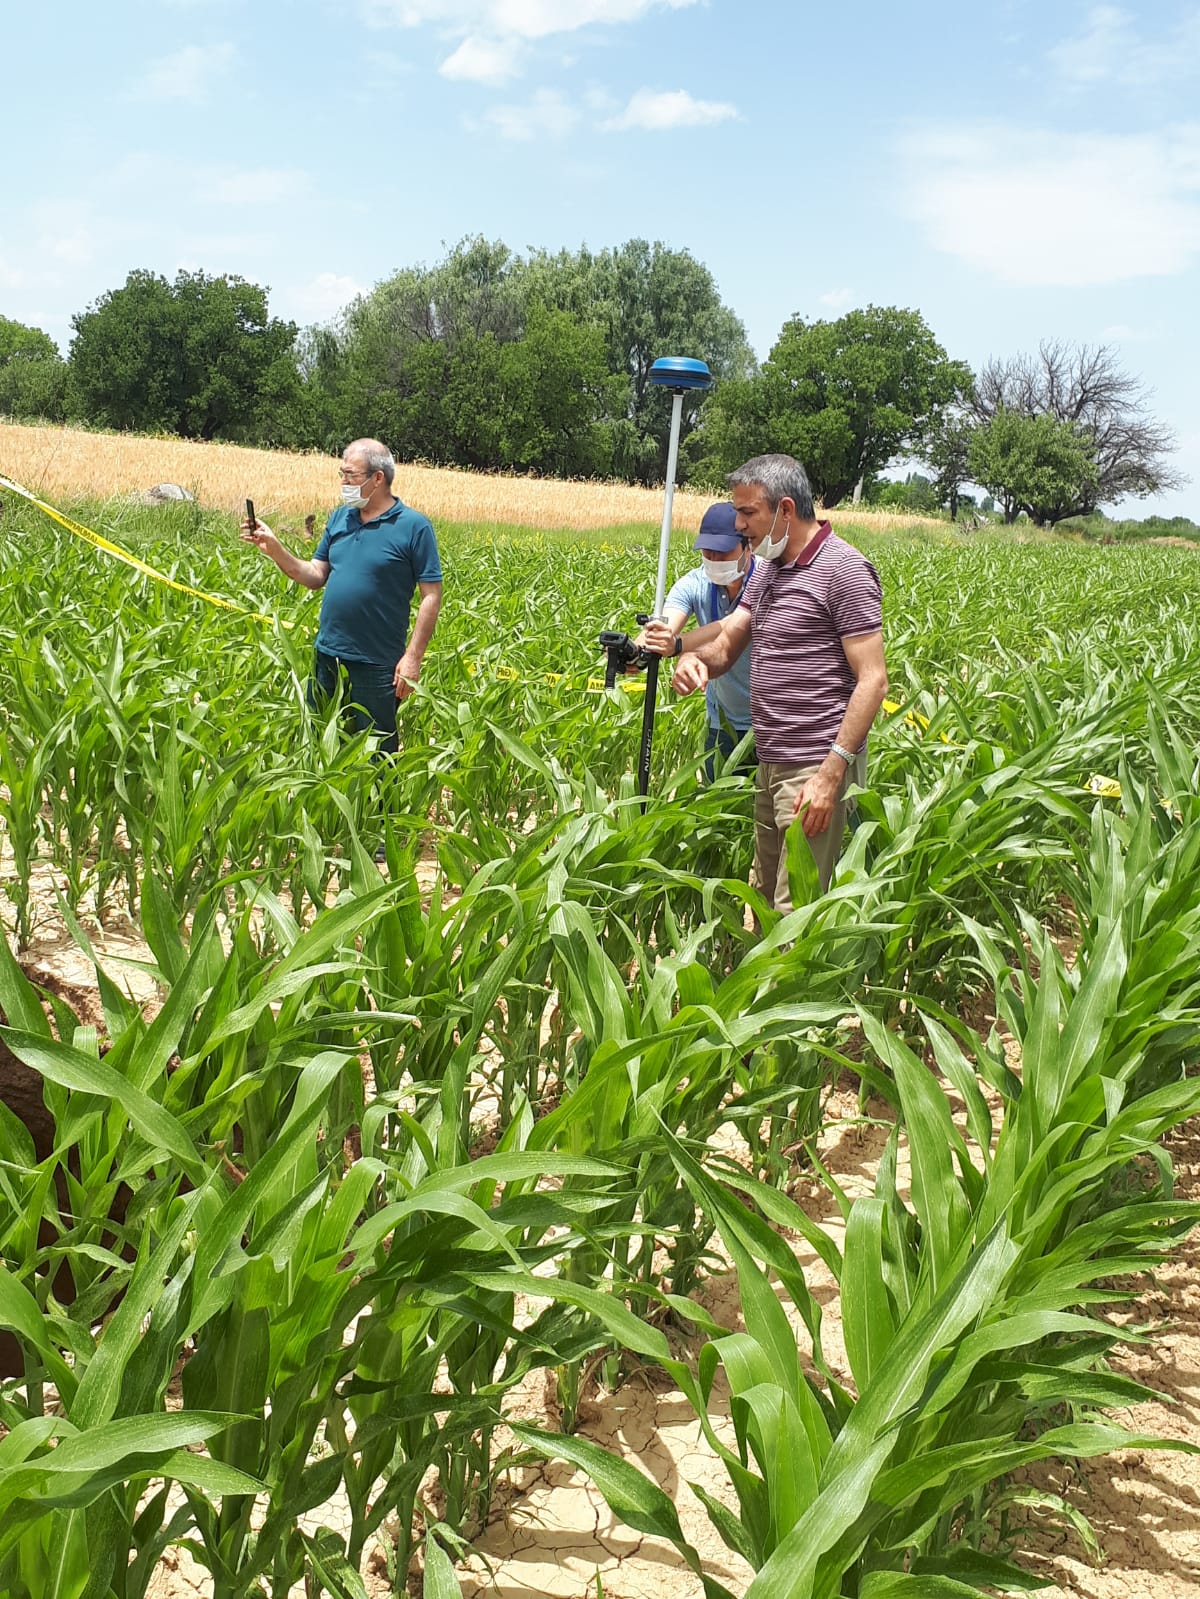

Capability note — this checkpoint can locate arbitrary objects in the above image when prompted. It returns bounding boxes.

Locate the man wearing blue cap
[639,501,755,779]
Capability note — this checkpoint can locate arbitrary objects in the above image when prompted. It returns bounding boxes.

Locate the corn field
[1,484,1199,1599]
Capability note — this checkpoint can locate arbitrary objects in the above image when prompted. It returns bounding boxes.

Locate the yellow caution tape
[466,661,578,688]
[0,474,293,629]
[467,659,646,694]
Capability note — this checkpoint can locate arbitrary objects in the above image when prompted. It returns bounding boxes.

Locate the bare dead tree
[972,341,1185,515]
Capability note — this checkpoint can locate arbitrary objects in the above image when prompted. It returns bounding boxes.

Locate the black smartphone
[245,498,256,528]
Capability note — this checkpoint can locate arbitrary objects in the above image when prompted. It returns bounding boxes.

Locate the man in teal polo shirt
[242,438,443,756]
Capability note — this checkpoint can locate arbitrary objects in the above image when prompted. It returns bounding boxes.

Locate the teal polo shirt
[314,498,442,669]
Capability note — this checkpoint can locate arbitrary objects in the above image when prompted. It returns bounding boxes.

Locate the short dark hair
[727,454,815,521]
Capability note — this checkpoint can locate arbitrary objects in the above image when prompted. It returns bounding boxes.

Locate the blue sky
[4,0,1199,517]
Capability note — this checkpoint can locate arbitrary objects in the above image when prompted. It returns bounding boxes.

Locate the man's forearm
[679,618,723,654]
[691,631,739,679]
[834,667,889,753]
[270,545,325,589]
[403,595,441,664]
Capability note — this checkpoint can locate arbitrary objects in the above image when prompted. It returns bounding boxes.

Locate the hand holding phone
[240,497,267,547]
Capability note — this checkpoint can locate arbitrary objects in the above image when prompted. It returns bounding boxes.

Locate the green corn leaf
[0,928,53,1036]
[859,1574,990,1597]
[842,1198,896,1392]
[689,1478,759,1568]
[911,1549,1053,1590]
[920,1014,993,1172]
[859,1010,972,1292]
[0,1027,206,1186]
[300,1528,371,1599]
[743,1432,897,1599]
[422,1531,465,1599]
[0,1266,77,1394]
[1056,915,1127,1094]
[70,1189,202,1429]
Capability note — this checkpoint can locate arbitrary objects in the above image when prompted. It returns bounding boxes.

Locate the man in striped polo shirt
[672,454,888,906]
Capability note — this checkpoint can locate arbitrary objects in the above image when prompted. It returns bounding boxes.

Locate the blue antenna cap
[648,356,713,391]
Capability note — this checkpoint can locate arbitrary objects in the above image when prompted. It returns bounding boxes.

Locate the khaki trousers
[753,753,865,910]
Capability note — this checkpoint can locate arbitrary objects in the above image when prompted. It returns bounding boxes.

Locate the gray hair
[727,454,815,521]
[345,437,396,488]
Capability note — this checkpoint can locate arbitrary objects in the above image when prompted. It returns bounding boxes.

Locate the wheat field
[0,421,946,533]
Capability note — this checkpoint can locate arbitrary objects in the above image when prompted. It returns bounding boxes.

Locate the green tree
[520,239,755,483]
[921,406,975,520]
[967,409,1098,526]
[694,306,970,506]
[972,341,1184,516]
[320,237,524,445]
[0,317,58,364]
[876,472,940,515]
[68,270,300,441]
[0,316,68,421]
[316,236,733,481]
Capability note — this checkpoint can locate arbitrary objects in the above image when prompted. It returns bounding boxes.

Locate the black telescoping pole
[637,652,660,801]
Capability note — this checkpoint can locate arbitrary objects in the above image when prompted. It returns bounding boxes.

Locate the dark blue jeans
[704,723,756,782]
[309,650,399,755]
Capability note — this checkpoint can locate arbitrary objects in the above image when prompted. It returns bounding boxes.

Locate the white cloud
[139,43,236,103]
[363,0,697,76]
[288,272,367,320]
[201,168,310,205]
[603,87,737,131]
[489,0,696,39]
[481,86,578,141]
[440,34,522,81]
[901,123,1200,285]
[819,286,854,310]
[364,0,696,39]
[1049,4,1200,86]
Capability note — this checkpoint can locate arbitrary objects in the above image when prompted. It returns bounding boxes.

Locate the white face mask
[340,482,369,509]
[701,556,745,585]
[755,506,790,562]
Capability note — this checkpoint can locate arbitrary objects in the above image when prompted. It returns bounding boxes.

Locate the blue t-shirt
[314,499,442,668]
[665,563,753,731]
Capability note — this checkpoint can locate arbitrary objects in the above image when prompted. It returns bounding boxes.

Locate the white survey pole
[634,356,714,802]
[652,389,685,619]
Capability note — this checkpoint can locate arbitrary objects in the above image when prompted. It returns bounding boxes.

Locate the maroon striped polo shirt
[737,523,883,765]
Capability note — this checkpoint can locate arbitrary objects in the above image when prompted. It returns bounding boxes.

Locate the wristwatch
[830,742,855,764]
[673,634,683,656]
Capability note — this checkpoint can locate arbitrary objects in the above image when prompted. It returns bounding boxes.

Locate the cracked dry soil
[5,877,1199,1599]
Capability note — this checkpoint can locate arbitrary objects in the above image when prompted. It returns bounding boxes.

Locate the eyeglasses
[339,467,373,482]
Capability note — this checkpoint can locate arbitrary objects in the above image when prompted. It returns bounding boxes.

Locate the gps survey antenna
[637,356,713,801]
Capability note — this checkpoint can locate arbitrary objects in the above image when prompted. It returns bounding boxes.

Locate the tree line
[0,236,1184,524]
